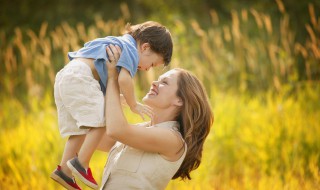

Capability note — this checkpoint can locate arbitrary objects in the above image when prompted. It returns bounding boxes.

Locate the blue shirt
[68,34,139,94]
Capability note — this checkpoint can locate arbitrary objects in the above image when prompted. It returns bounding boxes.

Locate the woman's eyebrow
[158,76,168,81]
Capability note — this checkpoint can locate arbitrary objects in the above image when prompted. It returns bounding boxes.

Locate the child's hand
[130,102,154,121]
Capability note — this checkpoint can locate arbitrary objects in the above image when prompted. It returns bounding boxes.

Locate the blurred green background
[0,0,319,189]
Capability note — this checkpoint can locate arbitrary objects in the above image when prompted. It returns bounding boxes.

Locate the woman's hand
[106,44,122,80]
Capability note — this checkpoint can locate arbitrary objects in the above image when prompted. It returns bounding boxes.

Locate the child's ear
[140,43,150,51]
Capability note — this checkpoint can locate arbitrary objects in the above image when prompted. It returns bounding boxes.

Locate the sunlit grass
[0,1,319,189]
[1,87,319,189]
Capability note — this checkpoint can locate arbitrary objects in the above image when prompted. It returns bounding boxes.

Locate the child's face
[137,43,164,71]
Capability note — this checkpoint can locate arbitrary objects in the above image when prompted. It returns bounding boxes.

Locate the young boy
[50,21,173,189]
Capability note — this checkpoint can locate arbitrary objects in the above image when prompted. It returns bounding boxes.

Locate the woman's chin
[143,93,154,99]
[142,95,154,106]
[142,96,149,103]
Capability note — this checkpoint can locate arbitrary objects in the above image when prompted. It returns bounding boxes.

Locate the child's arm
[118,68,153,120]
[118,68,136,108]
[120,94,127,106]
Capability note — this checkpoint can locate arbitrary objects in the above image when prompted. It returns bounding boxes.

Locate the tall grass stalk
[0,2,319,189]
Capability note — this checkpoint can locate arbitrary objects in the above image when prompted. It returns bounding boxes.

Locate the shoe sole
[67,160,98,189]
[50,172,80,190]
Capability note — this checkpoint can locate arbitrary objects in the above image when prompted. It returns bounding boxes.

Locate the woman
[98,45,213,190]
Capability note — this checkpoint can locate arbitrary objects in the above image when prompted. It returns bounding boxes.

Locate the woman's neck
[151,108,177,125]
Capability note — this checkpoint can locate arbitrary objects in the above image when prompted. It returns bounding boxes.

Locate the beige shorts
[54,60,105,137]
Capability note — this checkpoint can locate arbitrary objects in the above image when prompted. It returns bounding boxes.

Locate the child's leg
[60,135,86,176]
[97,132,116,152]
[66,128,104,189]
[77,127,106,168]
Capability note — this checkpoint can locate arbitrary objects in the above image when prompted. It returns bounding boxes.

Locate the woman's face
[142,69,182,109]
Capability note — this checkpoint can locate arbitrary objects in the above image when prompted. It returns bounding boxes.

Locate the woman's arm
[105,45,184,160]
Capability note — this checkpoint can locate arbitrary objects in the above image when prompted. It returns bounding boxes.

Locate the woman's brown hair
[172,68,214,180]
[124,21,173,66]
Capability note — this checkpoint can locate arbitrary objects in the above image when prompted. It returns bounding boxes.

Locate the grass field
[1,88,319,190]
[0,2,319,189]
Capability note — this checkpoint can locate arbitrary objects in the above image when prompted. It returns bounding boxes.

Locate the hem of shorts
[61,131,88,138]
[78,122,106,129]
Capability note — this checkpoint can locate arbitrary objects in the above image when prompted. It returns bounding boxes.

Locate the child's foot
[50,165,82,190]
[67,157,98,189]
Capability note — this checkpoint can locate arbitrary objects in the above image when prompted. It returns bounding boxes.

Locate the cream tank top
[100,121,187,190]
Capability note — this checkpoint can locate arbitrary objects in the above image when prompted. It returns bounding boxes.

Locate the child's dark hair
[124,21,173,66]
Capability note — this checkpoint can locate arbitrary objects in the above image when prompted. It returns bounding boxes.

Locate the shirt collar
[123,34,137,47]
[152,121,180,130]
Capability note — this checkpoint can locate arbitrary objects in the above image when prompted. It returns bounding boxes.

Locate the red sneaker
[67,157,98,189]
[50,165,82,190]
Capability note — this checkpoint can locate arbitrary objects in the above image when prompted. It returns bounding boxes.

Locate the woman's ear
[173,98,183,107]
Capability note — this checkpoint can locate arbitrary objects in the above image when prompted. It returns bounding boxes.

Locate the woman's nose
[152,80,159,86]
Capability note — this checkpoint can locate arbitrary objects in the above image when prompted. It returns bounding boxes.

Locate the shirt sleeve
[116,46,138,78]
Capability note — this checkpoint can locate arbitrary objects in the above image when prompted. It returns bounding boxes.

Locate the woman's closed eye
[158,77,169,85]
[161,80,168,85]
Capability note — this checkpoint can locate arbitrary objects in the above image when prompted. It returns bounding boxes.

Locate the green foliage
[1,3,319,103]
